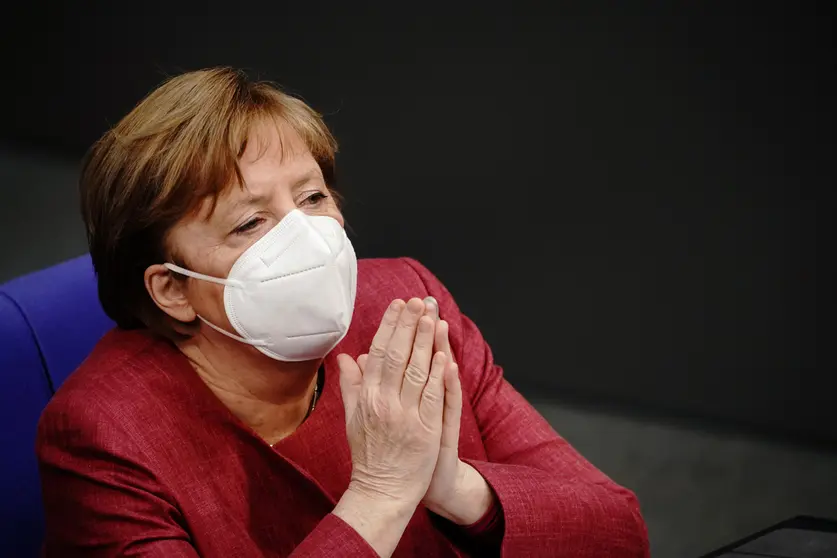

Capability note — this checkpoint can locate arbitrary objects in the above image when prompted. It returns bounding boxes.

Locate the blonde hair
[80,67,338,338]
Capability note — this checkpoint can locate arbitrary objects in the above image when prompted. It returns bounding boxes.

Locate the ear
[144,264,197,323]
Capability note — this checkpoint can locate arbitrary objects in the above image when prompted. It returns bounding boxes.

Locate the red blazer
[37,258,649,557]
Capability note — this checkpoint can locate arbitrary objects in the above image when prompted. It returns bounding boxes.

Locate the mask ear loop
[196,315,270,347]
[163,262,244,288]
[163,263,269,347]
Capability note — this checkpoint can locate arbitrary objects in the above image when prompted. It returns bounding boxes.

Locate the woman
[37,67,649,557]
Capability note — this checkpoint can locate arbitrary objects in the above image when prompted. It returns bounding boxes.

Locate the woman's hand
[420,305,495,527]
[335,298,449,523]
[352,298,495,527]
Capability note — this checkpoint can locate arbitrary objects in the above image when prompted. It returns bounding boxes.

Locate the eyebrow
[210,192,269,225]
[227,192,271,212]
[215,168,324,222]
[290,168,324,190]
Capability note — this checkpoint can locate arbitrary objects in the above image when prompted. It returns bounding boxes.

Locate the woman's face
[151,122,344,334]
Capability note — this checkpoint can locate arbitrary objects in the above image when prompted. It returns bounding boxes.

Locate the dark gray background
[3,2,833,445]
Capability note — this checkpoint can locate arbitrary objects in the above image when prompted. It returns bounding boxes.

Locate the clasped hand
[338,297,486,526]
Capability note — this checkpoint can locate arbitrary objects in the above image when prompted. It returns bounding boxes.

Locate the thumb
[337,353,363,423]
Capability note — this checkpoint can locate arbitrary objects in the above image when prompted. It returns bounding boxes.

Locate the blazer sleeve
[36,398,378,558]
[402,258,650,557]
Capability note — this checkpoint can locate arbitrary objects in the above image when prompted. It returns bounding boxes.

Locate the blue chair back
[0,255,114,557]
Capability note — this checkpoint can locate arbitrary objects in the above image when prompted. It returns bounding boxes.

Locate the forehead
[188,122,321,224]
[209,122,322,213]
[239,121,318,182]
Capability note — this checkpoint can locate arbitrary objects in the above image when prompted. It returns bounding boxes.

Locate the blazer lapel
[271,350,352,504]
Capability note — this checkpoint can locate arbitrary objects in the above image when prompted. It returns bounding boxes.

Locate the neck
[177,330,320,445]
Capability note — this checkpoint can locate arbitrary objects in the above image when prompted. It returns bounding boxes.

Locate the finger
[400,315,436,408]
[434,319,456,365]
[440,362,462,451]
[380,298,426,397]
[337,353,363,424]
[419,351,447,429]
[357,353,368,374]
[423,296,439,321]
[365,299,405,386]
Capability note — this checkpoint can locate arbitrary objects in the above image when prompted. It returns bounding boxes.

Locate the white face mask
[164,209,357,362]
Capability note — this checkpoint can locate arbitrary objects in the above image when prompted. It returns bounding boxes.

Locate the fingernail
[423,296,438,318]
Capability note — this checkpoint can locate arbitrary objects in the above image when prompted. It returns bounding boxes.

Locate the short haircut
[80,67,338,339]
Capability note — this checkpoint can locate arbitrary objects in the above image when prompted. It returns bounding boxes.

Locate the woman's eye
[233,217,264,235]
[301,192,328,206]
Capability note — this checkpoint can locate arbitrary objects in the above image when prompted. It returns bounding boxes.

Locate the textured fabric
[37,257,649,557]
